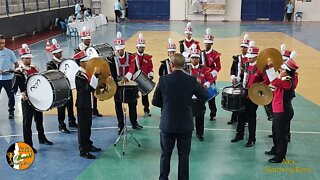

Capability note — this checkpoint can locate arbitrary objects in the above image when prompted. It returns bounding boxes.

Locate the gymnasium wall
[90,0,319,21]
[294,0,320,21]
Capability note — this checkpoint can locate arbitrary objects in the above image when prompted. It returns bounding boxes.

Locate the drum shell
[115,85,138,103]
[87,43,115,60]
[221,86,245,112]
[133,70,156,96]
[192,98,205,117]
[26,70,71,111]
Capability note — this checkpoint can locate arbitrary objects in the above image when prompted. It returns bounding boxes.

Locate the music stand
[114,81,141,155]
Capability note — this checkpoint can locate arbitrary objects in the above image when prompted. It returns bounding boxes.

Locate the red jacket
[201,49,221,77]
[189,65,216,87]
[246,63,269,89]
[114,52,136,79]
[134,53,154,76]
[271,74,298,112]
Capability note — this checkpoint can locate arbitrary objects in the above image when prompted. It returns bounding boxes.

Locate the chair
[295,12,303,22]
[66,24,79,38]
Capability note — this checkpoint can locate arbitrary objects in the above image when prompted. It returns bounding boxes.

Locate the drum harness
[115,52,130,80]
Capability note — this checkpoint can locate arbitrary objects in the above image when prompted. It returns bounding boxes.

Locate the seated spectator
[68,14,76,23]
[76,10,84,21]
[84,8,92,18]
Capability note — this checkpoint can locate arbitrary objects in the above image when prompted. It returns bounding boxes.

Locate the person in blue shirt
[285,1,294,22]
[0,34,19,119]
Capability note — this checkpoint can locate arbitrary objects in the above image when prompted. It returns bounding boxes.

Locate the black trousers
[92,93,99,114]
[22,100,46,147]
[286,13,292,21]
[231,112,238,121]
[57,90,76,127]
[271,103,294,159]
[236,98,258,141]
[0,79,15,112]
[208,97,217,118]
[264,102,273,120]
[77,107,93,153]
[195,102,206,135]
[114,97,138,128]
[160,131,192,180]
[142,94,150,112]
[114,10,121,22]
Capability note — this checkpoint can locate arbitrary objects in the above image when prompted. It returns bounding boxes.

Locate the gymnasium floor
[0,21,320,180]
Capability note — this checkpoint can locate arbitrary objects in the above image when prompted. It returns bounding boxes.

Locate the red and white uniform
[189,64,216,88]
[201,48,221,79]
[134,52,154,77]
[114,52,136,80]
[244,61,269,89]
[180,39,201,55]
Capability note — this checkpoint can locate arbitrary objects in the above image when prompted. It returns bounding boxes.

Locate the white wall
[294,0,320,21]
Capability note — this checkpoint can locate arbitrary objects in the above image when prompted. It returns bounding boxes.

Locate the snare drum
[207,83,219,101]
[192,96,205,117]
[221,86,245,112]
[86,43,115,60]
[26,70,71,111]
[133,70,156,96]
[59,59,79,89]
[116,80,138,103]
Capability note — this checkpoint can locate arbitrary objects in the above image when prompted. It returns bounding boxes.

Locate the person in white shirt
[114,0,121,23]
[285,1,294,22]
[75,1,81,16]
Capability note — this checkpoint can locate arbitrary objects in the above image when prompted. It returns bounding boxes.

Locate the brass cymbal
[248,83,273,106]
[256,48,282,72]
[95,76,117,101]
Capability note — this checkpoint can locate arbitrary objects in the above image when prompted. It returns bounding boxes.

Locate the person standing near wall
[0,34,19,119]
[114,0,121,23]
[285,1,294,22]
[75,0,81,16]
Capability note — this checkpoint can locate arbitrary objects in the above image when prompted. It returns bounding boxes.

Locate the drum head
[117,80,137,87]
[59,59,79,89]
[86,47,99,58]
[26,74,53,111]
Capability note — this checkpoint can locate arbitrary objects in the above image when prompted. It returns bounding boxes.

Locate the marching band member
[201,28,221,121]
[188,44,216,141]
[74,26,102,117]
[264,52,299,163]
[228,34,250,125]
[113,32,143,134]
[158,38,176,76]
[73,51,102,159]
[134,33,154,117]
[230,41,269,147]
[179,22,201,67]
[12,44,53,153]
[46,39,77,134]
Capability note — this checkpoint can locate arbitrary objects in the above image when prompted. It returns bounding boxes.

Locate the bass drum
[221,86,245,112]
[59,59,79,89]
[26,70,71,111]
[86,43,115,60]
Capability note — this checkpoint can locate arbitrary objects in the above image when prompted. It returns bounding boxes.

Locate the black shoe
[245,140,256,147]
[32,147,37,153]
[59,126,70,133]
[227,121,233,125]
[197,135,204,141]
[231,136,244,143]
[268,116,274,121]
[265,150,275,156]
[144,109,152,117]
[210,116,216,121]
[69,122,78,128]
[268,134,273,138]
[118,127,124,135]
[8,112,14,119]
[136,124,143,129]
[268,157,283,163]
[132,125,142,130]
[80,152,96,159]
[89,146,101,152]
[39,139,53,145]
[92,110,102,117]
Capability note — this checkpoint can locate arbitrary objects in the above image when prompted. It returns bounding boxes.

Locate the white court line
[1,126,320,138]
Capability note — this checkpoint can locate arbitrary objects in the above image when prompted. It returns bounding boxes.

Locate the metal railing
[0,0,75,16]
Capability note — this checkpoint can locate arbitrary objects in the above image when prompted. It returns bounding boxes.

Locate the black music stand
[114,81,141,155]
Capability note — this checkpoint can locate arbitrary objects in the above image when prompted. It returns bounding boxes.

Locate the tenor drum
[116,80,138,103]
[59,59,79,89]
[133,70,156,96]
[26,70,71,111]
[207,83,219,101]
[221,86,245,112]
[86,43,115,60]
[192,96,205,117]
